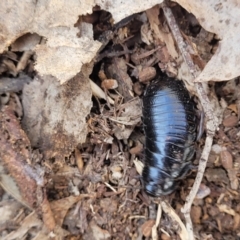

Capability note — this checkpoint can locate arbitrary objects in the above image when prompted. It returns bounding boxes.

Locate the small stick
[162,4,218,240]
[104,182,117,192]
[161,201,188,240]
[151,203,162,240]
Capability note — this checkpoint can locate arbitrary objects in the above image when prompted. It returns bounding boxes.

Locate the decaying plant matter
[0,1,240,239]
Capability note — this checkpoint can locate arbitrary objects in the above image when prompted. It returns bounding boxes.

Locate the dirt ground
[0,3,240,240]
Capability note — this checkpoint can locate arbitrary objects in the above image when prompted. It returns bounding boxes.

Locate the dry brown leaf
[50,195,86,226]
[0,0,162,83]
[22,65,92,161]
[174,0,240,82]
[100,198,118,213]
[41,194,56,231]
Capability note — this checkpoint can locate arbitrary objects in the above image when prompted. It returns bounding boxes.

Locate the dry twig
[161,201,188,240]
[162,4,219,240]
[151,203,162,240]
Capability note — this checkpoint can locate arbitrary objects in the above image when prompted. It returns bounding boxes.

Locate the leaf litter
[0,1,240,240]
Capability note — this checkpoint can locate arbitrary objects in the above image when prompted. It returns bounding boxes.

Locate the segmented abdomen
[142,75,197,196]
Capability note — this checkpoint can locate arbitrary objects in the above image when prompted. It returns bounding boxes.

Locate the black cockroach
[142,75,198,196]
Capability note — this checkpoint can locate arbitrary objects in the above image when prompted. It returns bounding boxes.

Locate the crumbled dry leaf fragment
[190,206,202,224]
[141,219,155,237]
[107,58,133,101]
[85,221,111,240]
[220,150,233,170]
[205,168,229,185]
[111,98,142,140]
[129,141,143,155]
[174,0,240,82]
[22,65,92,162]
[138,67,156,83]
[50,195,87,226]
[3,212,43,240]
[146,6,178,60]
[227,104,238,114]
[0,200,22,224]
[222,115,238,127]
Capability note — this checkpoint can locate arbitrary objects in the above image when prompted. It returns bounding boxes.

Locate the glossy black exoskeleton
[142,75,197,196]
